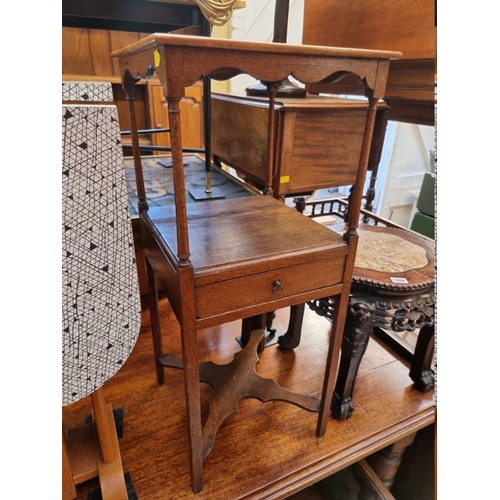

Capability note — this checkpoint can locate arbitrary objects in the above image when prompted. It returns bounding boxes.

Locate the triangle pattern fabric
[62,104,141,406]
[62,81,114,102]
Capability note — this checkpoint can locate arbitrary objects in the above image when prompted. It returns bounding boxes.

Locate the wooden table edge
[240,406,436,500]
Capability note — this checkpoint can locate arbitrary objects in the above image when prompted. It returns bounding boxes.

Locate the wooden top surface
[352,225,434,290]
[111,32,402,60]
[113,33,401,110]
[113,33,400,112]
[146,196,346,281]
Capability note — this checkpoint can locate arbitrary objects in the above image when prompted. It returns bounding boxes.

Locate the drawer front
[196,257,345,319]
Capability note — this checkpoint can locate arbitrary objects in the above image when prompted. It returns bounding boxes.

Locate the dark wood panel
[109,31,145,76]
[62,0,202,33]
[303,0,436,124]
[303,0,435,61]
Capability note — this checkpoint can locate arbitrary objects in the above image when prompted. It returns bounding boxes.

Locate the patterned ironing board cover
[62,82,141,406]
[62,80,114,102]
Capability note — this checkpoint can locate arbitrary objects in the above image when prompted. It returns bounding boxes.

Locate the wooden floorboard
[63,296,435,499]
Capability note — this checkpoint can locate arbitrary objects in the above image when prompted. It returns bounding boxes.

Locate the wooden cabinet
[211,93,388,199]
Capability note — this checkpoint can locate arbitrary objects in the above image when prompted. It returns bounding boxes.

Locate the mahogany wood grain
[146,257,165,385]
[62,298,435,500]
[303,0,435,61]
[211,94,389,199]
[160,329,321,460]
[147,197,345,280]
[302,0,436,125]
[112,33,400,493]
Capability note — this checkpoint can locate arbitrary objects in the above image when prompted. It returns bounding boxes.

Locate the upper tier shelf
[111,32,402,97]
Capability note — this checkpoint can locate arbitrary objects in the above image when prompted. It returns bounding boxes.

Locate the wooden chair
[62,82,142,499]
[112,33,400,493]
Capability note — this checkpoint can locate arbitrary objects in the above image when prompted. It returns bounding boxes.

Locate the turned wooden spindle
[123,70,149,215]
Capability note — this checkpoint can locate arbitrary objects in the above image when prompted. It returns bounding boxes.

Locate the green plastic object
[410,211,434,239]
[416,173,435,217]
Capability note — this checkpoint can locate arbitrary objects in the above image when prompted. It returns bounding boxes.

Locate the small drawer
[195,257,345,319]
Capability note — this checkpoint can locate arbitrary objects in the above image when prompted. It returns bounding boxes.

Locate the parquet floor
[63,295,435,500]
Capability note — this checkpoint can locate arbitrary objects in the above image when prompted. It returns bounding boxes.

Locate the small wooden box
[211,93,388,199]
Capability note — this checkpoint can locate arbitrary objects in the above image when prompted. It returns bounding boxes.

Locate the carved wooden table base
[278,224,435,421]
[306,290,434,420]
[160,328,320,458]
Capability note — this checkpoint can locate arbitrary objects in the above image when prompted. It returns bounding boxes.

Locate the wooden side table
[112,32,401,493]
[279,223,435,421]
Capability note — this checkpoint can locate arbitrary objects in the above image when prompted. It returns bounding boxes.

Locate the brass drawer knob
[273,280,283,294]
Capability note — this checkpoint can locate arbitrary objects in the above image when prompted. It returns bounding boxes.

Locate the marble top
[356,229,428,273]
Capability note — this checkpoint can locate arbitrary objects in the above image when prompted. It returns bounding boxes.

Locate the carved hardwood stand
[279,222,435,421]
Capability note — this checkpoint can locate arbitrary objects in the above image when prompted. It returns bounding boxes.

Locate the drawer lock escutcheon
[273,280,283,294]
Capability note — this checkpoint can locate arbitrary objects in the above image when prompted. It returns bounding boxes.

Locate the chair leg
[146,257,164,385]
[409,324,435,392]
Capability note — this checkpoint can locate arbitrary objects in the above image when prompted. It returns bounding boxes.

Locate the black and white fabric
[62,104,141,406]
[62,81,114,103]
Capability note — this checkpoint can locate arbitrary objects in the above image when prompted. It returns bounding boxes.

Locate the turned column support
[366,433,417,489]
[123,70,148,214]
